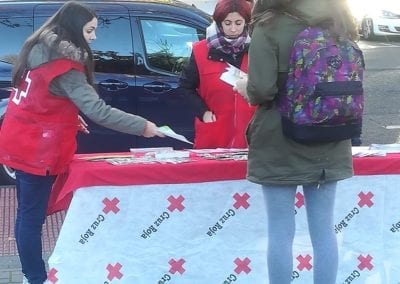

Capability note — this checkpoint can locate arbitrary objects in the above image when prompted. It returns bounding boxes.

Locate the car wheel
[0,164,16,185]
[362,18,375,40]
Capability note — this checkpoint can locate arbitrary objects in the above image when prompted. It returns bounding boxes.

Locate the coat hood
[253,0,334,26]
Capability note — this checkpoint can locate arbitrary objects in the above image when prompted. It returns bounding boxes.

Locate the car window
[0,17,33,64]
[140,19,205,74]
[91,14,134,74]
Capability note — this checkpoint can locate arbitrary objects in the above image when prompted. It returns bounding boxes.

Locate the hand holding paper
[158,126,193,145]
[234,76,249,101]
[220,63,249,101]
[220,63,247,87]
[143,121,165,138]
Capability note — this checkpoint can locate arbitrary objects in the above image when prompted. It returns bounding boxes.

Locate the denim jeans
[15,170,56,284]
[262,182,338,284]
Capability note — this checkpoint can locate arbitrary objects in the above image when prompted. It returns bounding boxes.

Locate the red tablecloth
[47,153,400,214]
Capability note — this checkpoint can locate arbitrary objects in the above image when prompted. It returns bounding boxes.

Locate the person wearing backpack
[235,0,361,283]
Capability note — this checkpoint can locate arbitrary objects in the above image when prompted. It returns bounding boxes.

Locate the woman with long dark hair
[0,2,162,283]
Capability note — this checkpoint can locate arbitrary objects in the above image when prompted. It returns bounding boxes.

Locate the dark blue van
[0,0,211,184]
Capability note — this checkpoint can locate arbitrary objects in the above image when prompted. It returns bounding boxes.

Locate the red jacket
[192,40,255,149]
[0,59,85,175]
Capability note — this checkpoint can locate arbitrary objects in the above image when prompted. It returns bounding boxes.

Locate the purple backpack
[278,27,365,143]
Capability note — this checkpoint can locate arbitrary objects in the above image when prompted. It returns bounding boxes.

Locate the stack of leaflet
[352,143,400,157]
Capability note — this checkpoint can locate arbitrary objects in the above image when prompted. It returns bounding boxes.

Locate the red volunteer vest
[0,59,85,175]
[192,40,255,149]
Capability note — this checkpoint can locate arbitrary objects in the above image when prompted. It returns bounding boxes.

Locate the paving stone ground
[0,186,65,283]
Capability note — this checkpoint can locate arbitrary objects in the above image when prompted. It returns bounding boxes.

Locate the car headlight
[381,10,400,19]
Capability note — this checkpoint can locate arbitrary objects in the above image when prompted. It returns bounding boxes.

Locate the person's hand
[78,115,90,134]
[202,110,216,123]
[234,76,249,101]
[142,121,165,138]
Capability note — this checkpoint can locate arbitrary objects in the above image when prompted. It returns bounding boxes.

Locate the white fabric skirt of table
[48,175,400,283]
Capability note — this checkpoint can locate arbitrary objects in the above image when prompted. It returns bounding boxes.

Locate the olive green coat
[246,0,353,185]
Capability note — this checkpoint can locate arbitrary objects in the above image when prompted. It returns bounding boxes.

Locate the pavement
[0,186,65,284]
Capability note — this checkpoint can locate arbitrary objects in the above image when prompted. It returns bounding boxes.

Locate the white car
[350,0,400,40]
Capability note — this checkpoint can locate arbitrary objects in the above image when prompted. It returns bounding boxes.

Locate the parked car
[349,0,400,40]
[0,0,212,184]
[180,0,216,14]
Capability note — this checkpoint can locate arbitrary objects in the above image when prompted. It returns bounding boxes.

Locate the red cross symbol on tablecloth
[233,192,250,209]
[47,267,58,283]
[295,192,304,208]
[106,262,123,281]
[234,257,251,274]
[168,258,186,274]
[358,254,373,270]
[296,255,312,271]
[358,191,374,208]
[167,195,185,212]
[102,197,120,214]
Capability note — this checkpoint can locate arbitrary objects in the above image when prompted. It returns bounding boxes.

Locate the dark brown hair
[12,1,97,86]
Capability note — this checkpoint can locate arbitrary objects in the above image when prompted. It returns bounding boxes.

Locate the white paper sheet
[158,125,193,145]
[219,63,247,87]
